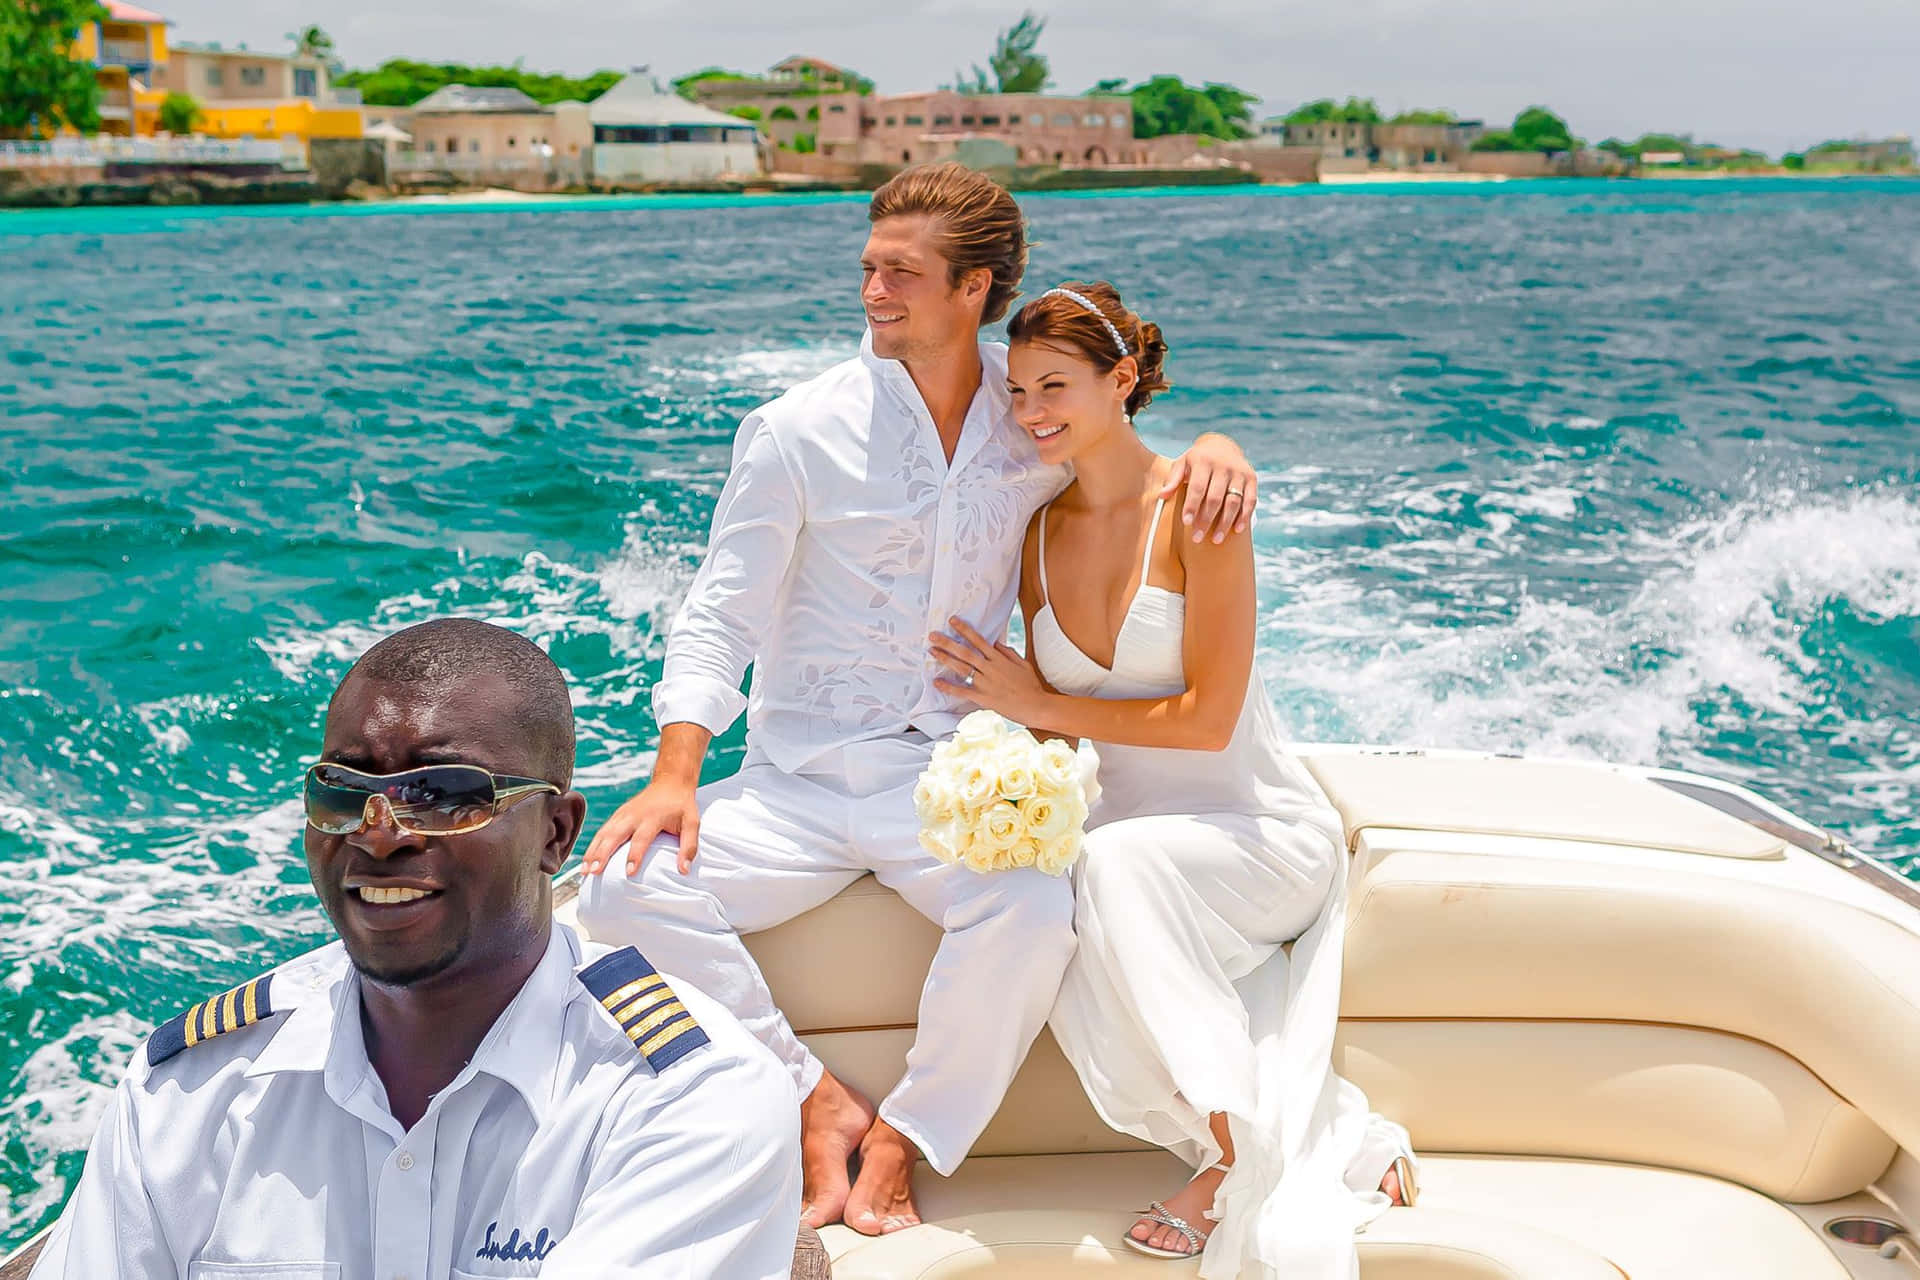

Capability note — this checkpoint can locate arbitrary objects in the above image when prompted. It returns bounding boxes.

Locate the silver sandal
[1122,1162,1228,1259]
[1124,1201,1209,1259]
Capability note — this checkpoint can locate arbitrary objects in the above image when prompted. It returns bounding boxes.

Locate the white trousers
[576,734,1078,1176]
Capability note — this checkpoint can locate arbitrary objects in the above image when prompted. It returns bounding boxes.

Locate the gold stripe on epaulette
[608,978,671,1023]
[221,987,240,1035]
[638,1013,696,1058]
[620,999,687,1044]
[242,978,260,1024]
[597,974,667,1015]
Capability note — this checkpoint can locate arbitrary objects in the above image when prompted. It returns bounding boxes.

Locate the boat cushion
[1335,1019,1893,1202]
[796,1016,1892,1201]
[823,1153,1850,1279]
[1301,751,1785,859]
[1343,844,1920,1161]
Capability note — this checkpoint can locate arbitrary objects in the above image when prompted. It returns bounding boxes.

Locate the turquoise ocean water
[2,177,1917,1245]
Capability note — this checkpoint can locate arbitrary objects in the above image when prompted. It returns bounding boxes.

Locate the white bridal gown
[1039,499,1410,1280]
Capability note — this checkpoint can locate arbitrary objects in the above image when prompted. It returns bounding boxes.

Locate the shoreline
[3,171,1915,233]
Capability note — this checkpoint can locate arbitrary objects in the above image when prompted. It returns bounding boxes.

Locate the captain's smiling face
[304,671,574,989]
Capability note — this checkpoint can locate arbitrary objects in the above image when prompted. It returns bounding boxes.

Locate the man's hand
[582,779,702,877]
[1163,432,1258,543]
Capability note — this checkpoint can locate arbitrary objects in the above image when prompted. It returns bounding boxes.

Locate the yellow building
[68,0,170,136]
[161,43,364,143]
[69,2,361,146]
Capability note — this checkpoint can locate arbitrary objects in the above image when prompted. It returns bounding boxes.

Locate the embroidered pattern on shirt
[475,1220,561,1262]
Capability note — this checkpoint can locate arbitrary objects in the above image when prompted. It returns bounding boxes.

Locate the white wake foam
[1263,487,1920,809]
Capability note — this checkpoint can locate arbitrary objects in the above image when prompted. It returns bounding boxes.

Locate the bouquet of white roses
[913,710,1098,877]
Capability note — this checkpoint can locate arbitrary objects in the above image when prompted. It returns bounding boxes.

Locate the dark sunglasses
[304,763,560,837]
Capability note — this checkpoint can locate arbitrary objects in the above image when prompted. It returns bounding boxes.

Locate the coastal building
[799,90,1134,167]
[589,72,763,184]
[69,0,170,137]
[399,85,591,182]
[1803,136,1916,172]
[687,56,1136,168]
[1372,120,1484,169]
[684,56,867,151]
[1285,119,1375,161]
[160,43,364,145]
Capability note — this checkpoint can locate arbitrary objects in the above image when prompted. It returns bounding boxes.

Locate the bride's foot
[1128,1163,1229,1256]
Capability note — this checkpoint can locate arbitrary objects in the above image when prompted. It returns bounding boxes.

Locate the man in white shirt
[32,619,803,1280]
[577,164,1259,1235]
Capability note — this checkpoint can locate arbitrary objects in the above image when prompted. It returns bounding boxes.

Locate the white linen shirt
[30,923,802,1280]
[654,334,1070,772]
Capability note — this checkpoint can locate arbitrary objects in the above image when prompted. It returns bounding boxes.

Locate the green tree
[769,104,797,121]
[1473,105,1575,153]
[672,66,750,95]
[0,0,108,138]
[333,59,622,107]
[1086,77,1128,96]
[1510,105,1574,151]
[955,10,1050,94]
[158,90,198,134]
[1284,96,1381,125]
[789,131,816,154]
[1127,75,1256,140]
[726,104,762,121]
[286,24,334,61]
[1388,108,1456,125]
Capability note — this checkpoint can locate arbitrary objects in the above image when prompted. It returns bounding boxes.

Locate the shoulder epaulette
[578,948,708,1072]
[147,974,278,1066]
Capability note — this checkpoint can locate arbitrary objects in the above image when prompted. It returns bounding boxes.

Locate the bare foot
[799,1071,875,1230]
[843,1119,922,1236]
[1129,1164,1229,1255]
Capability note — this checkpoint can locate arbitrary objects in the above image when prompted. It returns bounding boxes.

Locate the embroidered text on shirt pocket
[187,1264,340,1280]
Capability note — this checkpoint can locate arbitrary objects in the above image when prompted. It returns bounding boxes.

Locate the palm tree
[287,24,335,61]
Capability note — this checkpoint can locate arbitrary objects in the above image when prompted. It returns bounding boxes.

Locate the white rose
[997,758,1038,802]
[981,804,1022,853]
[954,761,996,811]
[1034,738,1078,792]
[1020,795,1073,843]
[962,833,999,873]
[954,710,1007,750]
[1037,830,1083,876]
[1007,836,1043,869]
[918,775,961,825]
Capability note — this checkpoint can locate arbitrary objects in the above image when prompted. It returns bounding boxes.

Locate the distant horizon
[144,0,1920,159]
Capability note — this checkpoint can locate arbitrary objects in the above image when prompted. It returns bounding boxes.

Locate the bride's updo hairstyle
[1005,281,1170,417]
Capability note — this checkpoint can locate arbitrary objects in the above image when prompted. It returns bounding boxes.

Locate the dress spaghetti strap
[1140,498,1168,588]
[1035,502,1054,605]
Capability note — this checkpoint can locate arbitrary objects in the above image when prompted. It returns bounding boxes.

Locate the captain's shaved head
[333,618,576,784]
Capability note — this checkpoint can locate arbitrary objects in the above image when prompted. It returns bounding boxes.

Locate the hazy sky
[160,0,1918,156]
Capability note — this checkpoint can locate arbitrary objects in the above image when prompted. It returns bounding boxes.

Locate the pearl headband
[1043,288,1131,359]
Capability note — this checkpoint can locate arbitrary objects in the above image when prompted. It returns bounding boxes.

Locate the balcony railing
[98,38,154,66]
[0,136,302,170]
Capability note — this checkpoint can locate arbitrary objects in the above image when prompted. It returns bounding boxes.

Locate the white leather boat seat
[822,1153,1854,1279]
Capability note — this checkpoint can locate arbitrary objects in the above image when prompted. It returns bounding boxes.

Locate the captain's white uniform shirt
[654,334,1070,772]
[30,923,802,1280]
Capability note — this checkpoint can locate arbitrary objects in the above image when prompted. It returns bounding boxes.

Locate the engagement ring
[963,674,976,687]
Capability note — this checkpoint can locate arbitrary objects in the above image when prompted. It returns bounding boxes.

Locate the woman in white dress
[928,282,1414,1277]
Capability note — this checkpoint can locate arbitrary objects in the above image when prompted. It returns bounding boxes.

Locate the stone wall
[310,138,387,196]
[0,167,322,207]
